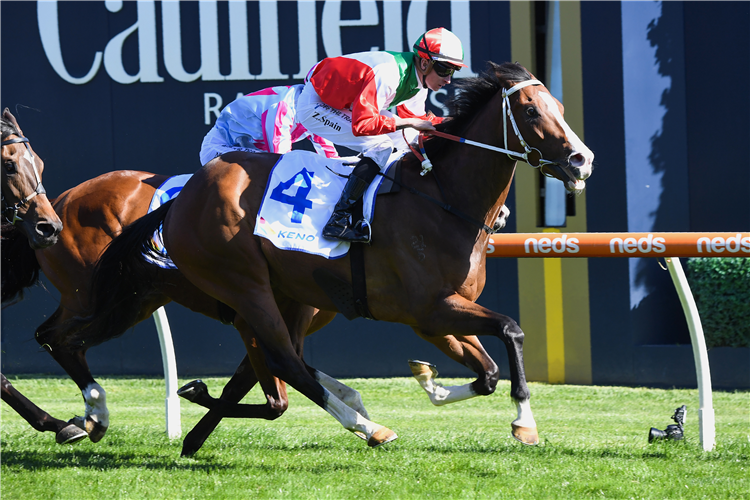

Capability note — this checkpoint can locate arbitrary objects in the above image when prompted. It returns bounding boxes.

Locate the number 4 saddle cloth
[143,150,400,268]
[255,149,398,259]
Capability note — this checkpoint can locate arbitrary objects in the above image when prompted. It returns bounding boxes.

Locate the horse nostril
[568,153,586,167]
[37,221,62,238]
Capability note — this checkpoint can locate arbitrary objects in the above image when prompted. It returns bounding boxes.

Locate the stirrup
[328,218,371,243]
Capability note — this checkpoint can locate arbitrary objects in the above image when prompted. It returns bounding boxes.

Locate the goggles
[432,61,458,78]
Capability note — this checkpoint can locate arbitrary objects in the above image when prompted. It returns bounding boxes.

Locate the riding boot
[323,157,380,243]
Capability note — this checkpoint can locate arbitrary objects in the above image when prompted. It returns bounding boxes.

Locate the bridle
[413,79,572,182]
[1,134,47,225]
[390,78,580,234]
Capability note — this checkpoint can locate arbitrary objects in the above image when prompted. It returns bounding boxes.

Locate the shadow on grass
[0,449,231,472]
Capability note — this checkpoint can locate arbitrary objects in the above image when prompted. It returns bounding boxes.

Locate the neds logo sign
[697,234,750,254]
[523,235,580,254]
[609,234,666,254]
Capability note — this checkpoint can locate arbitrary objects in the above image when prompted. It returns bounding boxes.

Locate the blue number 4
[269,168,314,224]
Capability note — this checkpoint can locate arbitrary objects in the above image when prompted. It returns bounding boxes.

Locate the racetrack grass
[1,376,747,499]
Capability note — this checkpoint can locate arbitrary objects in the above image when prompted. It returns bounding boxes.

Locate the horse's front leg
[1,373,88,444]
[408,332,499,406]
[35,308,109,442]
[417,295,538,445]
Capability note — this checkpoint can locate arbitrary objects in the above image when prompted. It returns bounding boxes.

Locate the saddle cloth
[254,150,398,259]
[142,149,401,267]
[144,173,193,269]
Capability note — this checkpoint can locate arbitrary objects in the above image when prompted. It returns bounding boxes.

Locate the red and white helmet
[413,27,467,68]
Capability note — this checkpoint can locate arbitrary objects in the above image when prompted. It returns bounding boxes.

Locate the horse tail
[63,200,175,350]
[1,223,41,306]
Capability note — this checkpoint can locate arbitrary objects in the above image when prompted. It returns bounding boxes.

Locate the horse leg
[180,299,307,452]
[180,354,259,456]
[1,374,88,444]
[408,332,499,406]
[181,308,367,455]
[416,294,538,445]
[237,307,395,446]
[172,234,395,446]
[180,360,370,455]
[35,307,109,442]
[179,317,290,421]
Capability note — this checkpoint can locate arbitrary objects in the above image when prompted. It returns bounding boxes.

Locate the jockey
[296,27,466,243]
[199,85,339,167]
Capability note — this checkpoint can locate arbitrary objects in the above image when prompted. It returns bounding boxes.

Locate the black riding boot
[322,157,380,243]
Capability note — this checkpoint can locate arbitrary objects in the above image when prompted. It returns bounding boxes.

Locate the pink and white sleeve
[309,134,340,158]
[262,99,295,154]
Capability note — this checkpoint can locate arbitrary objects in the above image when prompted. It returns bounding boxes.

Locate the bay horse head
[1,108,62,248]
[443,62,594,196]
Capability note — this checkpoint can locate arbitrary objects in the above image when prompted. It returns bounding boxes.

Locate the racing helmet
[413,28,467,69]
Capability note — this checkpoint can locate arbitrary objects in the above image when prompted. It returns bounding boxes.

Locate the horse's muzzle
[27,218,63,249]
[542,162,587,194]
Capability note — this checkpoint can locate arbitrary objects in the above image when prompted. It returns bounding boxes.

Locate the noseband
[1,135,46,225]
[501,80,555,170]
[415,79,575,184]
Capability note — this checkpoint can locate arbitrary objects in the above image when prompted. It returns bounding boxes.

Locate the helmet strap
[418,58,433,88]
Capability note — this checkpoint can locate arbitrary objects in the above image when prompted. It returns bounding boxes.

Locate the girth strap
[349,197,375,320]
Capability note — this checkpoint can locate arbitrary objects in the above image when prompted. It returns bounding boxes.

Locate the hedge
[686,257,750,348]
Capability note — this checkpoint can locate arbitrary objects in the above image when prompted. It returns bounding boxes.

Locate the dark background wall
[581,1,749,388]
[2,1,747,388]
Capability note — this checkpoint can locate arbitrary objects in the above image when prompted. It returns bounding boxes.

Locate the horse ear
[3,108,23,136]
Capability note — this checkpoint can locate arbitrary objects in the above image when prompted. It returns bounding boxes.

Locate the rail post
[153,306,181,439]
[486,231,747,451]
[664,257,715,451]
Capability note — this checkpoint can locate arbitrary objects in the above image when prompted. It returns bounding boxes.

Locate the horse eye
[526,107,538,118]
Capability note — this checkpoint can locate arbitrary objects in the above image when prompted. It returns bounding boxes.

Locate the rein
[413,79,561,177]
[1,135,46,225]
[392,78,562,235]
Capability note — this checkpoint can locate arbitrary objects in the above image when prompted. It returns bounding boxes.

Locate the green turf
[1,376,747,499]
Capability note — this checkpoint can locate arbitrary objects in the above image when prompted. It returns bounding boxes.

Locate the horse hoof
[68,415,86,430]
[367,427,398,448]
[408,359,438,381]
[177,380,208,403]
[181,442,200,457]
[511,424,539,445]
[56,424,88,445]
[86,419,108,443]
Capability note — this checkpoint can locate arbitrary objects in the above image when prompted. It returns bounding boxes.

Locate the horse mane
[1,116,19,141]
[0,114,21,236]
[441,61,532,134]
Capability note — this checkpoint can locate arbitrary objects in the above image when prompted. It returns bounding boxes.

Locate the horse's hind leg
[416,295,538,445]
[180,354,259,456]
[181,308,367,456]
[408,332,499,406]
[34,307,109,442]
[1,374,87,444]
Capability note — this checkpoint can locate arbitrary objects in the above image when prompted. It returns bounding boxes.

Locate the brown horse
[1,108,84,444]
[3,161,505,450]
[72,62,594,446]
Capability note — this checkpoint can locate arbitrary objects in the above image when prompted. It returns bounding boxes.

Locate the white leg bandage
[315,370,370,419]
[512,399,537,428]
[83,382,109,428]
[322,388,384,440]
